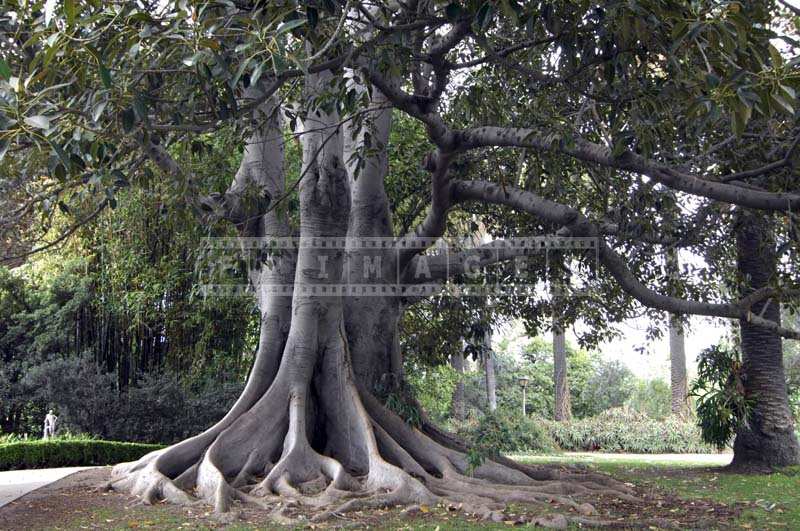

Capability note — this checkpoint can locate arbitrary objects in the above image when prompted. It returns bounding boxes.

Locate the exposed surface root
[110,387,651,528]
[110,333,646,528]
[109,387,648,528]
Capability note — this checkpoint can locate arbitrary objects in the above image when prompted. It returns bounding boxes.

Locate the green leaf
[772,93,795,115]
[731,103,751,136]
[769,44,783,68]
[475,3,495,30]
[50,140,71,168]
[24,115,50,130]
[182,53,203,67]
[498,0,519,25]
[671,20,688,41]
[231,58,250,87]
[276,19,305,35]
[92,100,108,122]
[445,2,463,21]
[99,63,112,89]
[64,0,76,26]
[54,163,66,181]
[779,84,796,101]
[133,96,148,124]
[121,108,135,132]
[0,59,11,80]
[250,61,264,86]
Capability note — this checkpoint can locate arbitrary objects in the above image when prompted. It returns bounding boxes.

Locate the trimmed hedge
[0,439,164,470]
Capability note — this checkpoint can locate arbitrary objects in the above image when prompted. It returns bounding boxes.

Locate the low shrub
[458,410,556,470]
[690,344,752,449]
[540,408,716,454]
[0,437,163,470]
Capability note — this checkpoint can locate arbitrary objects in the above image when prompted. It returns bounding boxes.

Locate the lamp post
[518,376,530,416]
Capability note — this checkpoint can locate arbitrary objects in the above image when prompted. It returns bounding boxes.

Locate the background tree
[666,249,689,418]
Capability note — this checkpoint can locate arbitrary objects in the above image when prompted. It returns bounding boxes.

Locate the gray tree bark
[483,330,498,413]
[665,249,689,419]
[451,350,466,421]
[553,328,571,421]
[668,315,689,418]
[732,210,800,469]
[551,261,571,422]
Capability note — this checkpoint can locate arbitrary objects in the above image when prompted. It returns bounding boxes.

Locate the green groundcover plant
[541,408,716,454]
[459,408,715,460]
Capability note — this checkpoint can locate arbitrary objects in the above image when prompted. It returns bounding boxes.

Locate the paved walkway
[0,467,95,508]
[515,452,733,466]
[564,452,733,464]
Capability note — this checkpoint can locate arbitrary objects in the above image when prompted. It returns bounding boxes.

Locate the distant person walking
[43,410,58,439]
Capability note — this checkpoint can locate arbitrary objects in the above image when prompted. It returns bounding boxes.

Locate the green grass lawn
[517,453,800,529]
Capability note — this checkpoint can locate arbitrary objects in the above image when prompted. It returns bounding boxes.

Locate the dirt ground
[0,466,743,530]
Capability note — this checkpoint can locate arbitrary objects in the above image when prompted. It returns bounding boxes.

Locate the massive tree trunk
[732,210,800,469]
[106,77,636,525]
[553,327,572,421]
[666,249,689,419]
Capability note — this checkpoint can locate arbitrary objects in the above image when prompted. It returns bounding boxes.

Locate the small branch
[718,134,800,183]
[1,199,109,266]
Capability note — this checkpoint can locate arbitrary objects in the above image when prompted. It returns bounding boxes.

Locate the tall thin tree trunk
[483,330,497,412]
[668,315,688,418]
[451,349,465,421]
[666,249,689,418]
[551,270,571,421]
[732,210,800,468]
[553,327,571,421]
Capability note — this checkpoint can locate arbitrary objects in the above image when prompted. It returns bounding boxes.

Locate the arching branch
[448,179,800,339]
[456,127,800,211]
[395,150,454,272]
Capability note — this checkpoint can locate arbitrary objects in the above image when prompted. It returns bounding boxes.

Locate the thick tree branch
[456,127,800,211]
[449,179,800,339]
[396,151,454,272]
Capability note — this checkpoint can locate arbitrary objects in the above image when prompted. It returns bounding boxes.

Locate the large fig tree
[2,0,800,521]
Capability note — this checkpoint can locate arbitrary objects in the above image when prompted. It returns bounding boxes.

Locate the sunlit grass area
[517,453,800,529]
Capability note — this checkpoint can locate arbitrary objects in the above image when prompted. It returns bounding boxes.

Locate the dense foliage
[460,411,556,470]
[0,127,259,440]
